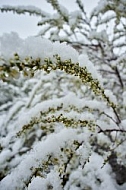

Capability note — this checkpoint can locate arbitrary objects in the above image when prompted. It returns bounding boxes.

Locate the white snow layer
[0,32,78,63]
[0,32,102,82]
[0,128,78,190]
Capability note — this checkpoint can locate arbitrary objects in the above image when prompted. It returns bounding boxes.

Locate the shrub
[0,0,126,189]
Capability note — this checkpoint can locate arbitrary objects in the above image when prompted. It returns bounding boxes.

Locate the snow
[1,5,49,17]
[104,89,117,104]
[65,152,121,190]
[3,100,25,127]
[89,30,108,42]
[123,91,126,106]
[0,128,79,189]
[0,0,126,188]
[79,53,103,84]
[11,92,109,135]
[0,149,12,165]
[58,4,69,16]
[0,32,78,63]
[28,172,62,190]
[91,0,109,17]
[69,10,82,29]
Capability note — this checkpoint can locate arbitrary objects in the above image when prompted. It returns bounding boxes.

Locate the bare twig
[114,66,124,89]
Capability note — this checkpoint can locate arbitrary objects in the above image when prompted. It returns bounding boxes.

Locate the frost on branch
[0,5,49,17]
[0,0,126,189]
[0,33,126,189]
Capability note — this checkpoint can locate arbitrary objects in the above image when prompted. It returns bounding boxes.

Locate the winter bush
[0,0,126,189]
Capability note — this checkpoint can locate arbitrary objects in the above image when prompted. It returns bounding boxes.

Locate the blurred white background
[0,0,99,38]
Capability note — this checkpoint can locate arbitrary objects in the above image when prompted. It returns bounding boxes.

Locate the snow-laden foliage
[0,0,126,189]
